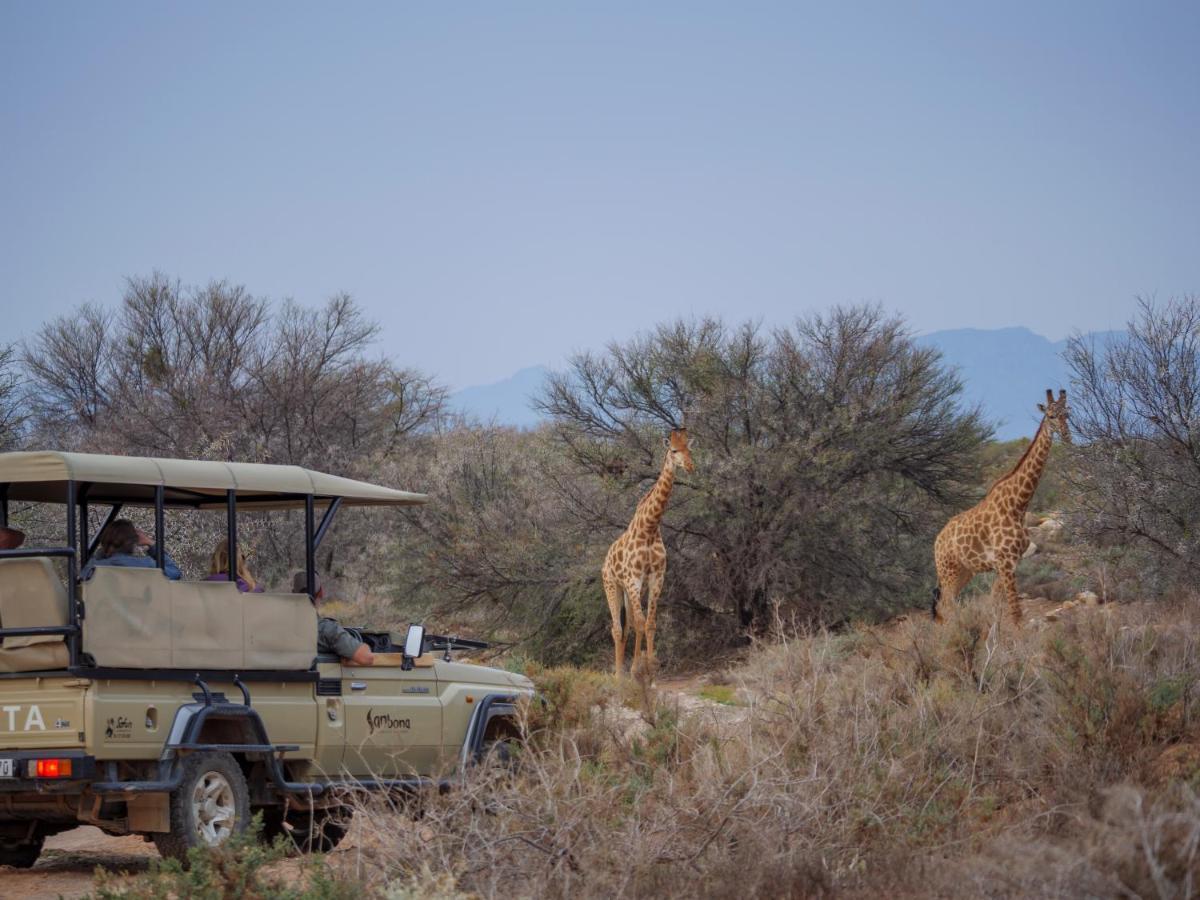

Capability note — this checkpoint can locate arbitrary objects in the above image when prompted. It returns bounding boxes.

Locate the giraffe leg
[936,564,974,623]
[624,577,646,676]
[645,567,664,671]
[603,569,625,678]
[932,543,958,623]
[996,563,1023,627]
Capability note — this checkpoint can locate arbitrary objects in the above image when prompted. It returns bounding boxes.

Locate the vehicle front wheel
[153,751,250,864]
[0,834,44,868]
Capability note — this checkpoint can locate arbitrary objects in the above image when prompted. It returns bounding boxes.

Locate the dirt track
[0,827,158,899]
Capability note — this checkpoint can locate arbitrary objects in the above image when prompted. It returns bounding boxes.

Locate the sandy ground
[0,827,158,900]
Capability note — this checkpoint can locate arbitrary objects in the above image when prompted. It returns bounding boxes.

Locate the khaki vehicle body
[0,451,532,865]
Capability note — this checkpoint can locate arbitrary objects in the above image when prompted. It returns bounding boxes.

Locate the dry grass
[310,596,1200,898]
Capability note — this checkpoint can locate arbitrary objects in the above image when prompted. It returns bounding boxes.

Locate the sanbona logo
[366,708,411,735]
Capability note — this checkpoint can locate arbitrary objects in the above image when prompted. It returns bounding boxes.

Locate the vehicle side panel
[87,679,316,761]
[433,661,530,769]
[0,677,86,750]
[341,662,441,777]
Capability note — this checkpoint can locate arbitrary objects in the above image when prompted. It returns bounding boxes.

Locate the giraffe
[932,389,1071,627]
[602,428,694,678]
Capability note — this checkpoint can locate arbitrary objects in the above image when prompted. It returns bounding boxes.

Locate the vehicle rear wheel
[153,751,250,865]
[0,834,44,868]
[284,806,352,854]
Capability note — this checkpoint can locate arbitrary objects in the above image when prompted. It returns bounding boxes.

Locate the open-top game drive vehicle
[0,451,533,865]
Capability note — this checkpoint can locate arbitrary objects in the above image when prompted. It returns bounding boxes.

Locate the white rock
[1031,518,1065,542]
[1076,590,1100,606]
[1023,541,1039,558]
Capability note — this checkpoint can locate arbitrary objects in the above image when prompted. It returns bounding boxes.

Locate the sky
[2,3,1198,389]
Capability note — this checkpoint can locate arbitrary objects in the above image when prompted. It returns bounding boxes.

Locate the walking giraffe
[602,428,694,678]
[932,389,1071,626]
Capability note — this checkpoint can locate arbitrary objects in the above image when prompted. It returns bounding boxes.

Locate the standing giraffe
[932,389,1071,626]
[602,428,694,678]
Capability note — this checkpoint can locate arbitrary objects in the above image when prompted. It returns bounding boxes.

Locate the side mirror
[403,624,425,660]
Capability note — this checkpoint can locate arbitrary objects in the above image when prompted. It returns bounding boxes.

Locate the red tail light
[32,758,72,778]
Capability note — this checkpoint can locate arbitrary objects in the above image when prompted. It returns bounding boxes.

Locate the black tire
[256,806,288,845]
[481,736,520,771]
[284,806,351,854]
[0,834,44,869]
[153,751,250,865]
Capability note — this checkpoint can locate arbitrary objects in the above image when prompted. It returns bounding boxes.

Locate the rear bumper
[0,750,96,792]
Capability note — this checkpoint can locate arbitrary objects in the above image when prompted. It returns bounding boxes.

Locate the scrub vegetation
[4,279,1200,895]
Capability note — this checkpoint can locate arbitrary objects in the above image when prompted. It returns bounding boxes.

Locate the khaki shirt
[317,617,362,660]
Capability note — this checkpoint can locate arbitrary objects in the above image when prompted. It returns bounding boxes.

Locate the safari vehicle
[0,451,533,865]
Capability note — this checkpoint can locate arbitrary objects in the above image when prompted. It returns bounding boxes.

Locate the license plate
[0,759,13,778]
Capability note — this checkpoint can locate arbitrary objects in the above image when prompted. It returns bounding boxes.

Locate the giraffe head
[1038,388,1072,444]
[664,428,695,473]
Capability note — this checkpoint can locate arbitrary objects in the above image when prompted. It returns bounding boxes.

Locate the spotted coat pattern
[602,429,694,678]
[933,389,1071,627]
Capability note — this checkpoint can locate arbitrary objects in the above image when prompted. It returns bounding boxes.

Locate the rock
[1076,590,1100,606]
[1029,518,1065,543]
[1023,541,1038,558]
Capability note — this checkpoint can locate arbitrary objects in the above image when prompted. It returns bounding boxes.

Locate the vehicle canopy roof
[0,451,427,509]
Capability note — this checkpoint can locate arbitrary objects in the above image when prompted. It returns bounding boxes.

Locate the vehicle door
[341,659,441,778]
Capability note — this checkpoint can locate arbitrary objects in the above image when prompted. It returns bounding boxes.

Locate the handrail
[0,547,77,560]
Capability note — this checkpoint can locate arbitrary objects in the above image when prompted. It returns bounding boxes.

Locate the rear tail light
[31,758,73,778]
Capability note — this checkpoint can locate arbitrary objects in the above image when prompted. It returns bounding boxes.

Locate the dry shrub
[336,598,1200,898]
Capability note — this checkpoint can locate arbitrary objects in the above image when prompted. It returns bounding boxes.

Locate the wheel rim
[191,771,237,846]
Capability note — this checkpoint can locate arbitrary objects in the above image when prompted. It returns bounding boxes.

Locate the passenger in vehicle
[82,520,182,580]
[293,571,374,666]
[0,527,25,550]
[205,539,265,593]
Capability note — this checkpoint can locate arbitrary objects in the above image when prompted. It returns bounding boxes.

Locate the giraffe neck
[1002,417,1054,512]
[633,454,676,534]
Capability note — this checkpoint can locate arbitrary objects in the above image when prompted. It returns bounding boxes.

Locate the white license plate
[0,759,13,778]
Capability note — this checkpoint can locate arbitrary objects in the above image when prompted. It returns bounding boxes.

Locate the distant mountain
[451,328,1122,441]
[451,366,551,428]
[919,327,1121,440]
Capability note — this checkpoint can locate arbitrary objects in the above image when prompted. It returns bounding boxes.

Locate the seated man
[293,571,374,667]
[0,527,25,550]
[82,520,182,580]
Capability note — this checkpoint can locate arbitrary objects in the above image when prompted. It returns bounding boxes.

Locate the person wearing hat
[293,571,374,667]
[0,527,25,550]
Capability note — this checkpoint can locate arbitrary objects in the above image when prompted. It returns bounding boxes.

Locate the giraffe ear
[663,436,671,449]
[1037,403,1046,413]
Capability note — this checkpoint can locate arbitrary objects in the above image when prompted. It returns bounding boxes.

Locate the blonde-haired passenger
[205,539,264,593]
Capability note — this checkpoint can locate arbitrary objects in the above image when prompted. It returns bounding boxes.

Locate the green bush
[85,817,361,900]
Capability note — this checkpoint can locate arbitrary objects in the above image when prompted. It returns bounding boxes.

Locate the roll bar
[0,478,347,669]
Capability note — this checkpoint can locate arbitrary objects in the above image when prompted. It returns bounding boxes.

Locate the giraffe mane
[986,416,1047,495]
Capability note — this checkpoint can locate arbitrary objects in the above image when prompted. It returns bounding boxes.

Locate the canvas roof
[0,451,427,509]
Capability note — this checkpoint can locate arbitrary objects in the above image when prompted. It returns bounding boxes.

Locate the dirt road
[0,827,158,900]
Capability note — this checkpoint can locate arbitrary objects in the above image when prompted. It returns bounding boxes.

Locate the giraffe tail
[619,602,626,634]
[930,585,941,621]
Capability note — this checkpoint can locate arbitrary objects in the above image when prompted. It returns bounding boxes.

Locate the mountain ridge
[451,327,1121,440]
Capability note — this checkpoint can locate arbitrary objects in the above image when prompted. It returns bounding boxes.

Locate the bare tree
[13,274,447,589]
[532,307,989,640]
[1065,296,1200,591]
[22,304,112,437]
[0,344,26,450]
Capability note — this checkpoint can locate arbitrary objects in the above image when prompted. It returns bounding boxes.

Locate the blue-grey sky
[2,2,1197,388]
